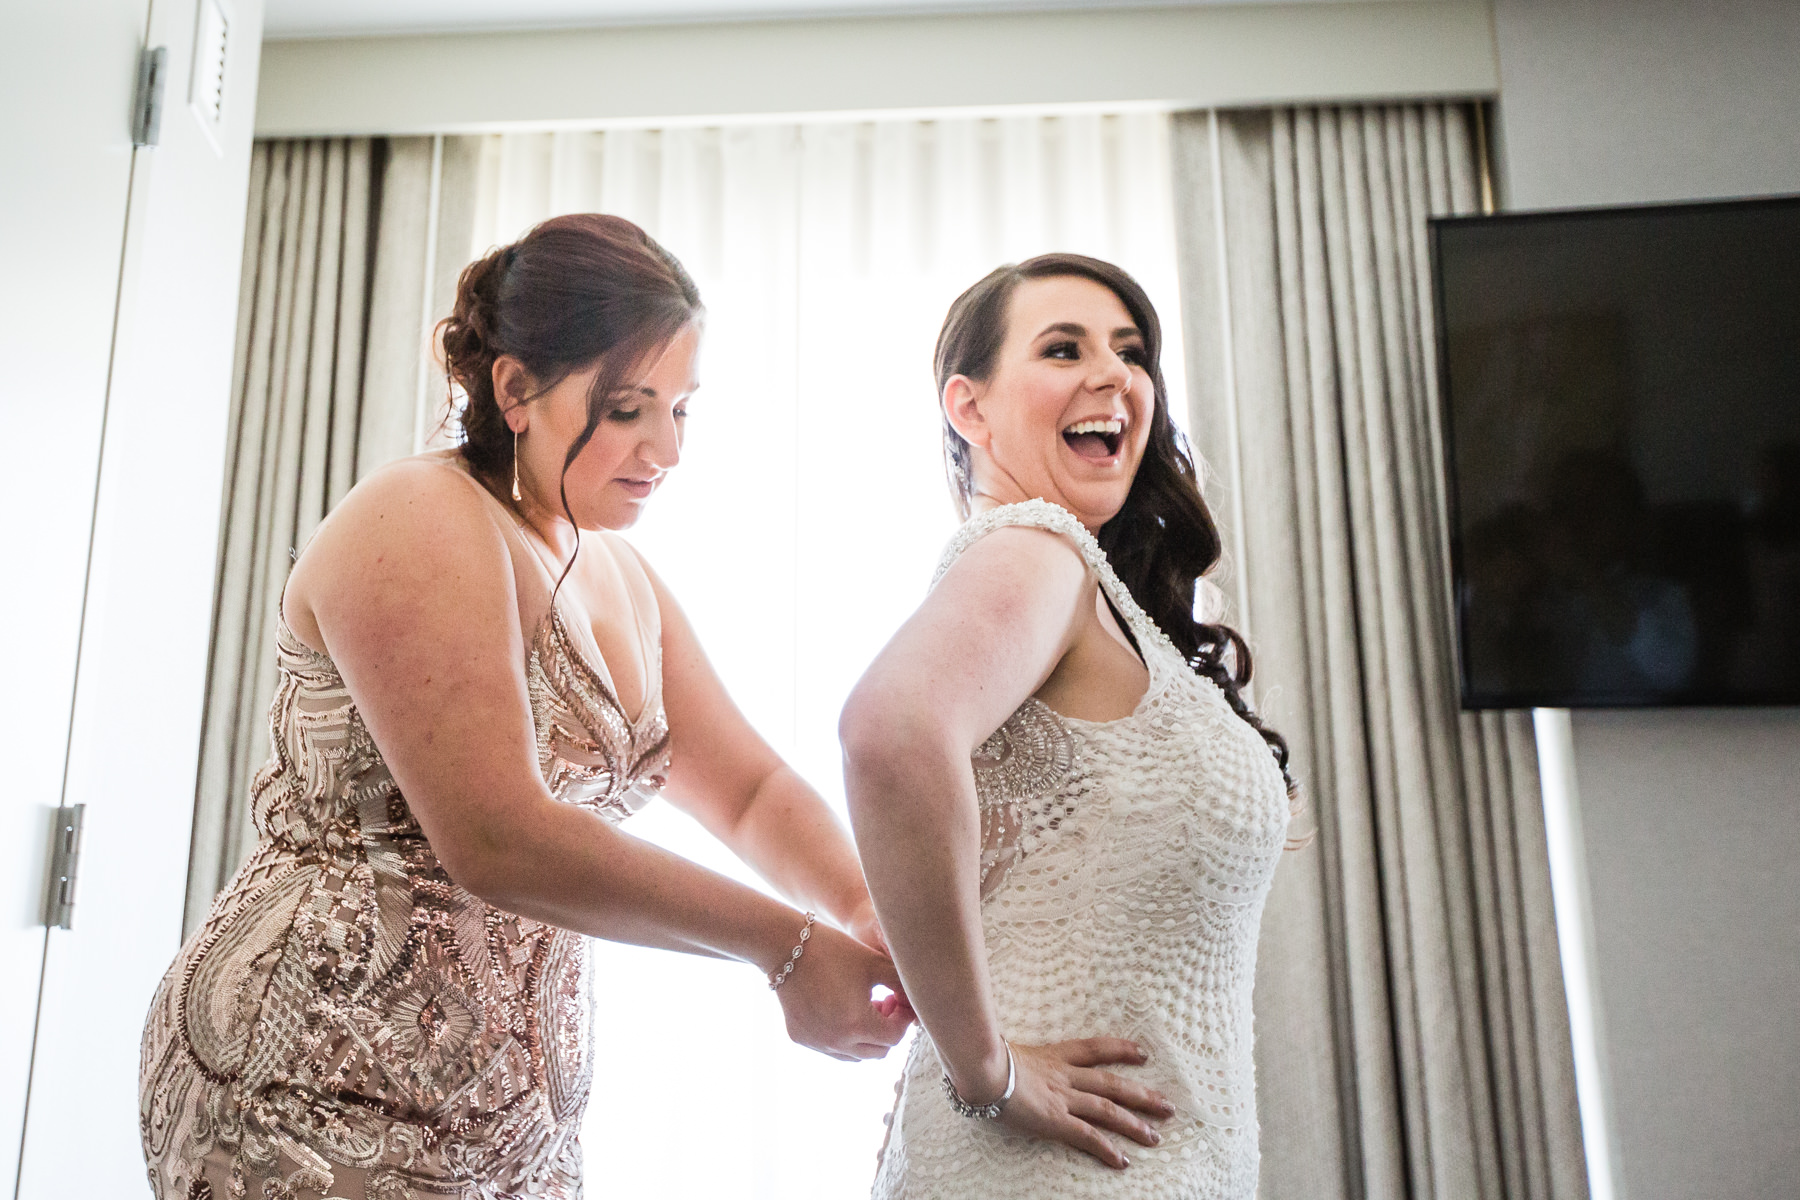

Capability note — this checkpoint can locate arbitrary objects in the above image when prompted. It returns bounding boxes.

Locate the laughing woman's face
[944,275,1155,531]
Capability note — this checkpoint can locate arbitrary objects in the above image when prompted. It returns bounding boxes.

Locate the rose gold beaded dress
[140,468,669,1200]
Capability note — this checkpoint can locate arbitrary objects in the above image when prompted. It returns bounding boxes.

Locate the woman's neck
[455,448,583,562]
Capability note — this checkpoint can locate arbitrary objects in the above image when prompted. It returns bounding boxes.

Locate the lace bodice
[872,501,1289,1200]
[141,499,668,1200]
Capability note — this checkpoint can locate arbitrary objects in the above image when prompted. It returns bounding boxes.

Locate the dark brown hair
[438,213,702,552]
[935,253,1295,799]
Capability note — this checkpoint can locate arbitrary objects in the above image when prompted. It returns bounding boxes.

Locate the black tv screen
[1432,195,1800,709]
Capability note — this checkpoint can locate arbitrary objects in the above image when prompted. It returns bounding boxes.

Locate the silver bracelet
[767,911,816,990]
[942,1042,1016,1119]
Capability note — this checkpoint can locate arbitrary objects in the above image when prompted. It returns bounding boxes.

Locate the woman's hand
[985,1039,1175,1170]
[772,922,914,1061]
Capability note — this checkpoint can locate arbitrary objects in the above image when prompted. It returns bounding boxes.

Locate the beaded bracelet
[767,911,816,990]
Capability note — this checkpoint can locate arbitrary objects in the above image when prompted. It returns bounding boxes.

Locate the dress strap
[932,499,1177,668]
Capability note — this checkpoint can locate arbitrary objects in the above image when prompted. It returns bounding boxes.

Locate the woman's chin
[575,502,646,532]
[1044,480,1131,529]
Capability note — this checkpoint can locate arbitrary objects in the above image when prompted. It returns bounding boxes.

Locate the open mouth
[1062,417,1124,460]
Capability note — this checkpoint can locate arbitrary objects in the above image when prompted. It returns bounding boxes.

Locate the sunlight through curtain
[464,111,1186,1198]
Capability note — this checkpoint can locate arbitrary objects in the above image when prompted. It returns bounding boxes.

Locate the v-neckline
[534,601,661,732]
[505,504,659,731]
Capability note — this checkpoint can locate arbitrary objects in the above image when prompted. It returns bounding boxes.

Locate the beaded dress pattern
[871,501,1289,1200]
[140,509,668,1200]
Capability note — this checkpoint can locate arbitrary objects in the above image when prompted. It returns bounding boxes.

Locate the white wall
[253,1,1499,135]
[1492,4,1800,1198]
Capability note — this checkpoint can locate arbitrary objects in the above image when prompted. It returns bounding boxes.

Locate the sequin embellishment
[140,603,667,1200]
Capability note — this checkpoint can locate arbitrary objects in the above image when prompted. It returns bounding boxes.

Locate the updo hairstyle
[438,213,702,515]
[934,253,1296,800]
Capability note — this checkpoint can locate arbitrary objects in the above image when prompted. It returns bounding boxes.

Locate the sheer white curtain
[465,112,1186,1197]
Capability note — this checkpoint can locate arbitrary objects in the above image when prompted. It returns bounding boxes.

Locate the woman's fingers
[852,1002,913,1051]
[1065,1090,1163,1148]
[1069,1065,1174,1119]
[1054,1115,1132,1170]
[1055,1036,1149,1069]
[856,951,915,1044]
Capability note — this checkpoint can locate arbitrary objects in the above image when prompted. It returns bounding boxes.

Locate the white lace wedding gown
[871,500,1290,1200]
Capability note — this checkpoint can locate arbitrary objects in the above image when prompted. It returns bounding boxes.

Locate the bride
[842,253,1296,1198]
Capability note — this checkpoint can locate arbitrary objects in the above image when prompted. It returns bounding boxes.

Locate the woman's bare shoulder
[308,454,499,551]
[934,523,1093,608]
[341,451,488,512]
[286,453,516,646]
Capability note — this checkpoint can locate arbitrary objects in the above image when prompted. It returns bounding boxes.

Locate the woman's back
[872,501,1289,1200]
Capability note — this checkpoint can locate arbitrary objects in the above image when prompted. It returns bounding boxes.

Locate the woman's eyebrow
[1035,321,1088,339]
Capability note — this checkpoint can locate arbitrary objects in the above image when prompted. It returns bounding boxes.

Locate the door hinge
[132,45,168,147]
[44,805,86,930]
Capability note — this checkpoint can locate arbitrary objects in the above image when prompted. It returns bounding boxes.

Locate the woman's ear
[942,375,990,450]
[492,355,534,432]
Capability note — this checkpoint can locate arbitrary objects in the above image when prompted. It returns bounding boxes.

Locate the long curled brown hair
[438,213,701,582]
[935,253,1296,800]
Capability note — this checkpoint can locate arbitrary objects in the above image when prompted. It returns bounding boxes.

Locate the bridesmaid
[140,214,910,1200]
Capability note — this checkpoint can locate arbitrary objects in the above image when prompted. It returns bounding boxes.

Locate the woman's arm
[629,549,883,946]
[840,525,1173,1164]
[289,460,905,1060]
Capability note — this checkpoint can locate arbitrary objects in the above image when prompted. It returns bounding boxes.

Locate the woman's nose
[644,410,682,471]
[1091,348,1133,396]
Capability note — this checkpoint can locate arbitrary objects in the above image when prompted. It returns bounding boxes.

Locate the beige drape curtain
[1170,106,1588,1200]
[184,136,479,933]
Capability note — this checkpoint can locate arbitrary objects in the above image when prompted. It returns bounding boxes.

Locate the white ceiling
[262,0,1330,41]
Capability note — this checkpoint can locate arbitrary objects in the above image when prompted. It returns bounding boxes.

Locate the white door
[2,0,263,1195]
[0,0,152,1190]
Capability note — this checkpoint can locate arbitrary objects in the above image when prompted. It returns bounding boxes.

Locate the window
[469,110,1186,1196]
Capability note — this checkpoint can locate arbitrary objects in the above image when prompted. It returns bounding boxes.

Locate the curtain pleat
[1171,104,1588,1200]
[186,139,372,931]
[184,137,478,932]
[364,136,483,459]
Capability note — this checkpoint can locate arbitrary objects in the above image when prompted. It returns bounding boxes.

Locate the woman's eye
[673,407,690,420]
[608,408,642,422]
[1120,346,1148,366]
[1044,341,1079,360]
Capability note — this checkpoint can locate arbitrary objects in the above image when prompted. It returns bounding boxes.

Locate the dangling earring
[512,428,522,502]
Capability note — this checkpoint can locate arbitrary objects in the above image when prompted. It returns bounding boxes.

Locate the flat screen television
[1431,195,1800,709]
